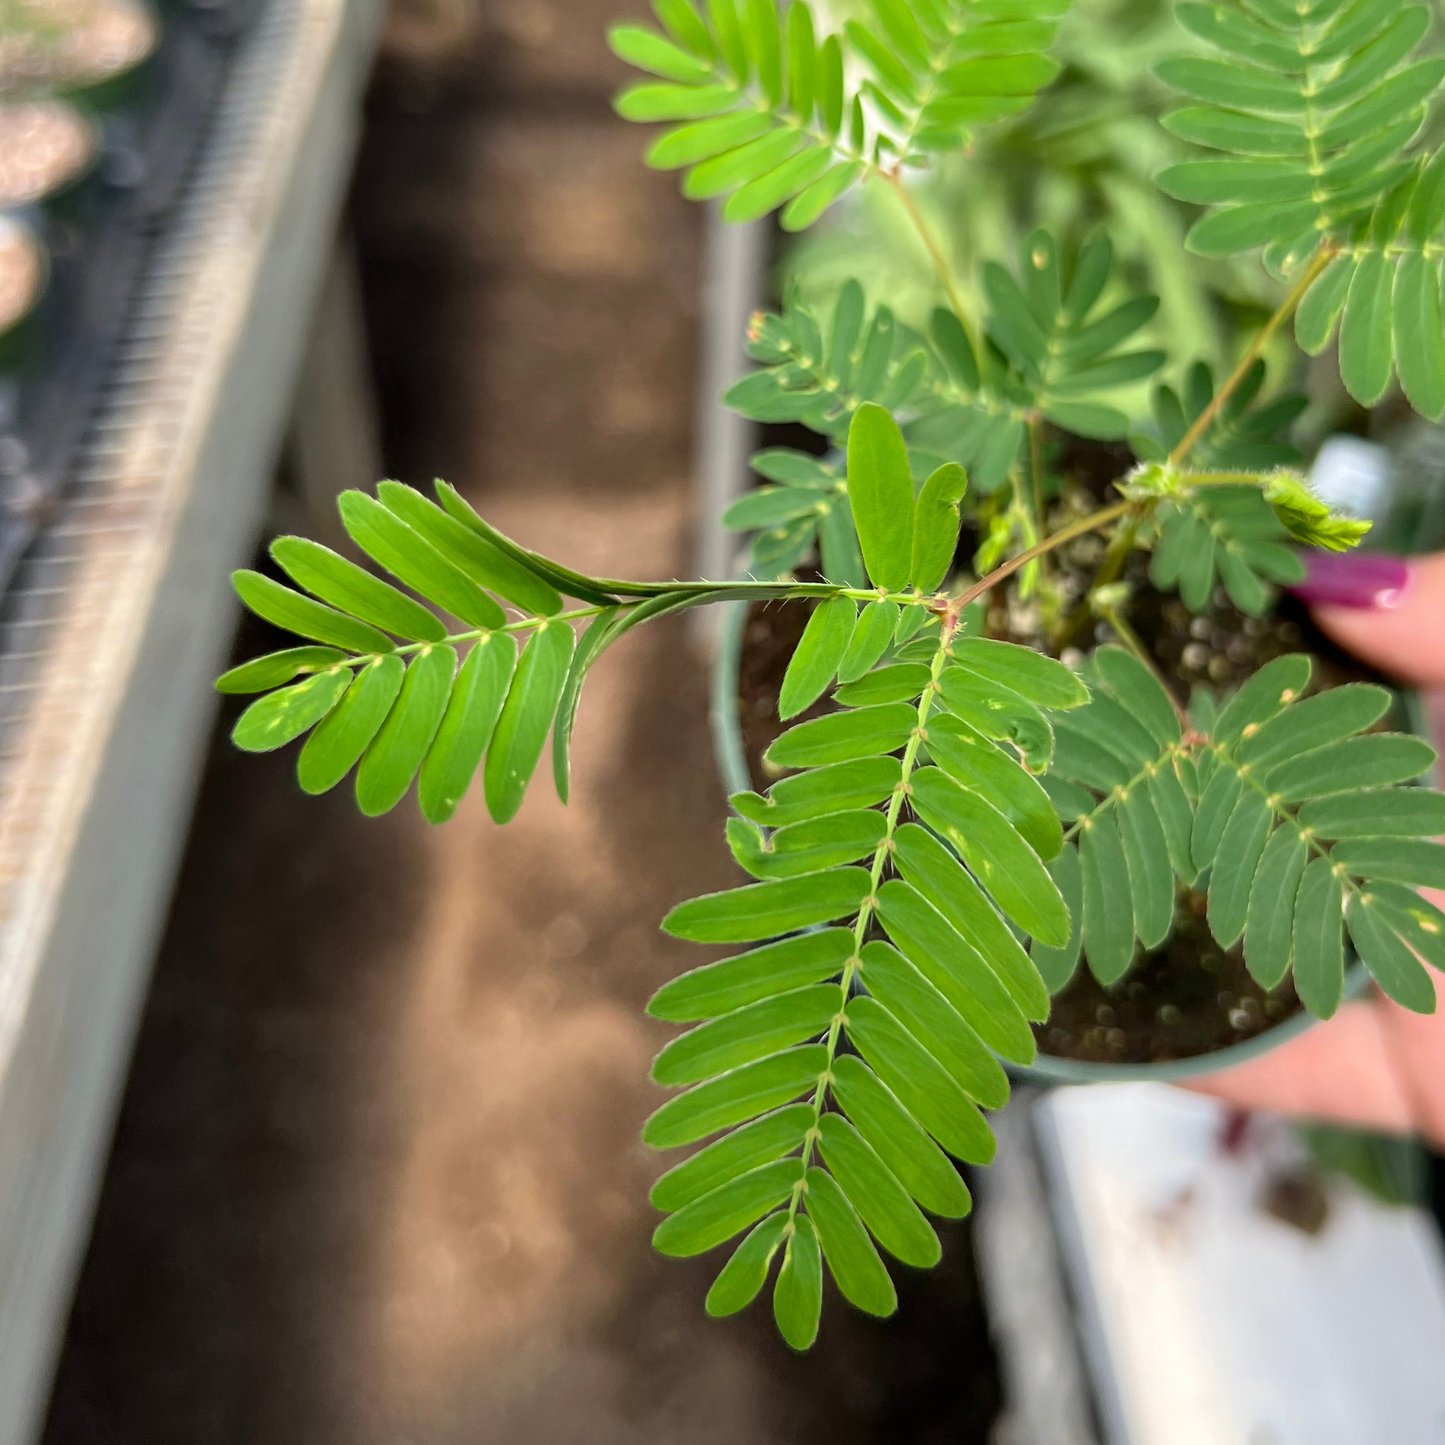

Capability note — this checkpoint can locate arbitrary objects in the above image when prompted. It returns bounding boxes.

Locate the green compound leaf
[662,868,873,942]
[844,995,997,1165]
[805,1167,897,1317]
[651,1157,804,1257]
[923,715,1062,861]
[270,536,447,643]
[909,767,1069,947]
[830,1054,972,1218]
[232,570,394,655]
[1197,664,1445,1014]
[1156,0,1441,262]
[642,1045,829,1149]
[1243,825,1307,989]
[297,656,405,795]
[838,599,901,684]
[483,619,576,824]
[1149,484,1303,617]
[774,1215,823,1351]
[231,667,351,753]
[779,595,857,718]
[847,403,915,590]
[731,756,903,827]
[650,984,840,1086]
[815,1113,940,1268]
[765,702,917,768]
[339,490,507,631]
[418,632,516,824]
[356,644,457,816]
[706,1212,790,1317]
[650,1104,814,1211]
[215,646,347,696]
[647,928,854,1022]
[910,461,968,593]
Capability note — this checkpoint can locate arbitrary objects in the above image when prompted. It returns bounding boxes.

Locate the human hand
[1186,551,1445,1149]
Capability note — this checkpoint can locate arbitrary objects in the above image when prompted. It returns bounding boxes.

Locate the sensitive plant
[216,0,1445,1350]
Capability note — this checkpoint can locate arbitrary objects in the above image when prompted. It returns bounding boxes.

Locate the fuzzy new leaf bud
[1263,471,1372,552]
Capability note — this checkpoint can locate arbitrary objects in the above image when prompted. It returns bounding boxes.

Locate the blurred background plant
[771,0,1445,548]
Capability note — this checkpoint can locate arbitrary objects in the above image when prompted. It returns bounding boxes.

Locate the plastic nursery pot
[0,214,49,379]
[0,99,101,212]
[0,0,161,115]
[708,595,1400,1088]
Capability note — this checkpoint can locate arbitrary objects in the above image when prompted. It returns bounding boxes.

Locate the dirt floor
[38,0,1000,1440]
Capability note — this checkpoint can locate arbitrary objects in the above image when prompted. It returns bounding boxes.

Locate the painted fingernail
[1289,550,1412,610]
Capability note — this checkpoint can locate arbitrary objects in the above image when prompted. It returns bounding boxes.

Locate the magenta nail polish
[1288,550,1412,610]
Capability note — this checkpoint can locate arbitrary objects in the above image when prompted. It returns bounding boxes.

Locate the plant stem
[887,171,981,361]
[787,608,957,1226]
[951,499,1135,612]
[1028,417,1048,541]
[321,583,927,673]
[324,603,618,670]
[1168,243,1336,467]
[1183,471,1290,486]
[1053,509,1142,649]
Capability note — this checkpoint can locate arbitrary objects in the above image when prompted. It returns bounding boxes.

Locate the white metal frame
[0,0,382,1434]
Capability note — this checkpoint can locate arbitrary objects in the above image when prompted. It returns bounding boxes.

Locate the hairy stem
[1027,417,1048,543]
[1168,243,1337,466]
[323,584,931,672]
[1054,509,1143,649]
[951,499,1135,612]
[1061,741,1189,844]
[788,606,957,1224]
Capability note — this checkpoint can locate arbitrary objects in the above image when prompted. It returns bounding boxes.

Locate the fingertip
[1304,553,1445,690]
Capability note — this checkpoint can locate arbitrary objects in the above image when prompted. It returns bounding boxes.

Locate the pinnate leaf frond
[609,0,1070,226]
[220,481,865,823]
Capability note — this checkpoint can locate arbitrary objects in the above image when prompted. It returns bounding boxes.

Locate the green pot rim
[707,593,1413,1087]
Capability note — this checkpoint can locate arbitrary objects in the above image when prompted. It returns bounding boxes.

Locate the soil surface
[39,6,1002,1442]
